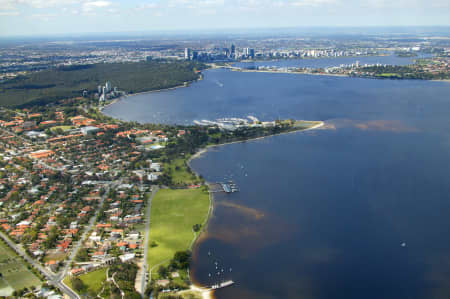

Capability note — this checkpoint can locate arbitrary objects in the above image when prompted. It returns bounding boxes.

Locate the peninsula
[224,56,450,81]
[0,61,323,299]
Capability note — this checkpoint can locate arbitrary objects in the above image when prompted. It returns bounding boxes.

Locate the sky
[0,0,449,36]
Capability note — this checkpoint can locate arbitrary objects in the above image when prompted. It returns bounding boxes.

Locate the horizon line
[1,25,450,40]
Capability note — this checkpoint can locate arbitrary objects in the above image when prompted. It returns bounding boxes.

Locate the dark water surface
[102,56,424,125]
[104,57,450,299]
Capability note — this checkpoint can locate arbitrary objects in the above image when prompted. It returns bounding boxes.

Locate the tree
[193,224,201,232]
[158,265,168,278]
[170,250,191,270]
[75,248,90,262]
[71,277,85,292]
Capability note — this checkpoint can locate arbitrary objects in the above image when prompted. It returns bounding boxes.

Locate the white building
[150,163,161,172]
[184,48,191,60]
[81,126,100,136]
[89,232,101,242]
[105,81,112,92]
[148,173,159,181]
[119,253,135,263]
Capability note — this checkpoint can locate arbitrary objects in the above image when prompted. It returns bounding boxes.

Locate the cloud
[166,0,224,9]
[0,10,20,15]
[0,0,20,10]
[31,13,58,21]
[16,0,81,9]
[82,1,112,13]
[362,0,449,9]
[2,0,114,12]
[83,0,111,8]
[290,0,337,7]
[138,3,158,9]
[136,0,224,12]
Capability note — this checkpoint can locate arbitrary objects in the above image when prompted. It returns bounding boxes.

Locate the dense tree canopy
[0,60,206,107]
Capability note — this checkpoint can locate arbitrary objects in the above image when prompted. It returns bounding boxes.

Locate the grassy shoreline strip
[147,188,210,280]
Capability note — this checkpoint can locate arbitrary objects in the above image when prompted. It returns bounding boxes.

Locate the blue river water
[103,55,450,299]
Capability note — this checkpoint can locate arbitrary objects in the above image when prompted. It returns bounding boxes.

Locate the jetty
[211,280,234,289]
[220,181,239,193]
[208,182,239,193]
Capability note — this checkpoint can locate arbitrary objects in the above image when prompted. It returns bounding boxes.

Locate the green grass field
[377,73,402,77]
[0,240,41,296]
[64,267,107,296]
[166,158,200,185]
[147,188,210,278]
[50,125,75,132]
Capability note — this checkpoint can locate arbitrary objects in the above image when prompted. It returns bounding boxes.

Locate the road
[0,231,54,279]
[0,231,79,298]
[56,183,112,283]
[0,182,114,299]
[140,186,159,297]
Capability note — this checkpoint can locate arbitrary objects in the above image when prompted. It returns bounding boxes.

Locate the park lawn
[50,125,75,132]
[166,158,199,185]
[161,290,203,299]
[0,240,41,296]
[64,267,107,295]
[147,188,210,276]
[377,73,402,78]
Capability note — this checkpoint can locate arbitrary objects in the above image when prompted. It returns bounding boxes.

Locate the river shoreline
[232,68,450,82]
[236,54,390,64]
[188,121,324,164]
[101,74,205,111]
[234,68,348,78]
[185,121,324,299]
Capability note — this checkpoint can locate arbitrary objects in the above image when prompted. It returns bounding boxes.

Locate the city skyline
[1,0,450,37]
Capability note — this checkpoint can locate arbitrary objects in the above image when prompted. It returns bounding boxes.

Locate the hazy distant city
[1,29,449,81]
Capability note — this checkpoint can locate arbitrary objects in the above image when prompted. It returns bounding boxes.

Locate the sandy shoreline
[101,75,204,110]
[238,69,450,82]
[188,121,325,163]
[431,79,450,83]
[235,68,349,78]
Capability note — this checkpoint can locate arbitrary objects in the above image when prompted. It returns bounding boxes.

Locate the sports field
[0,240,41,296]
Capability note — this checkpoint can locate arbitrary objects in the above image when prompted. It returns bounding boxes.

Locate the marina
[193,116,277,130]
[208,181,240,193]
[220,181,239,193]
